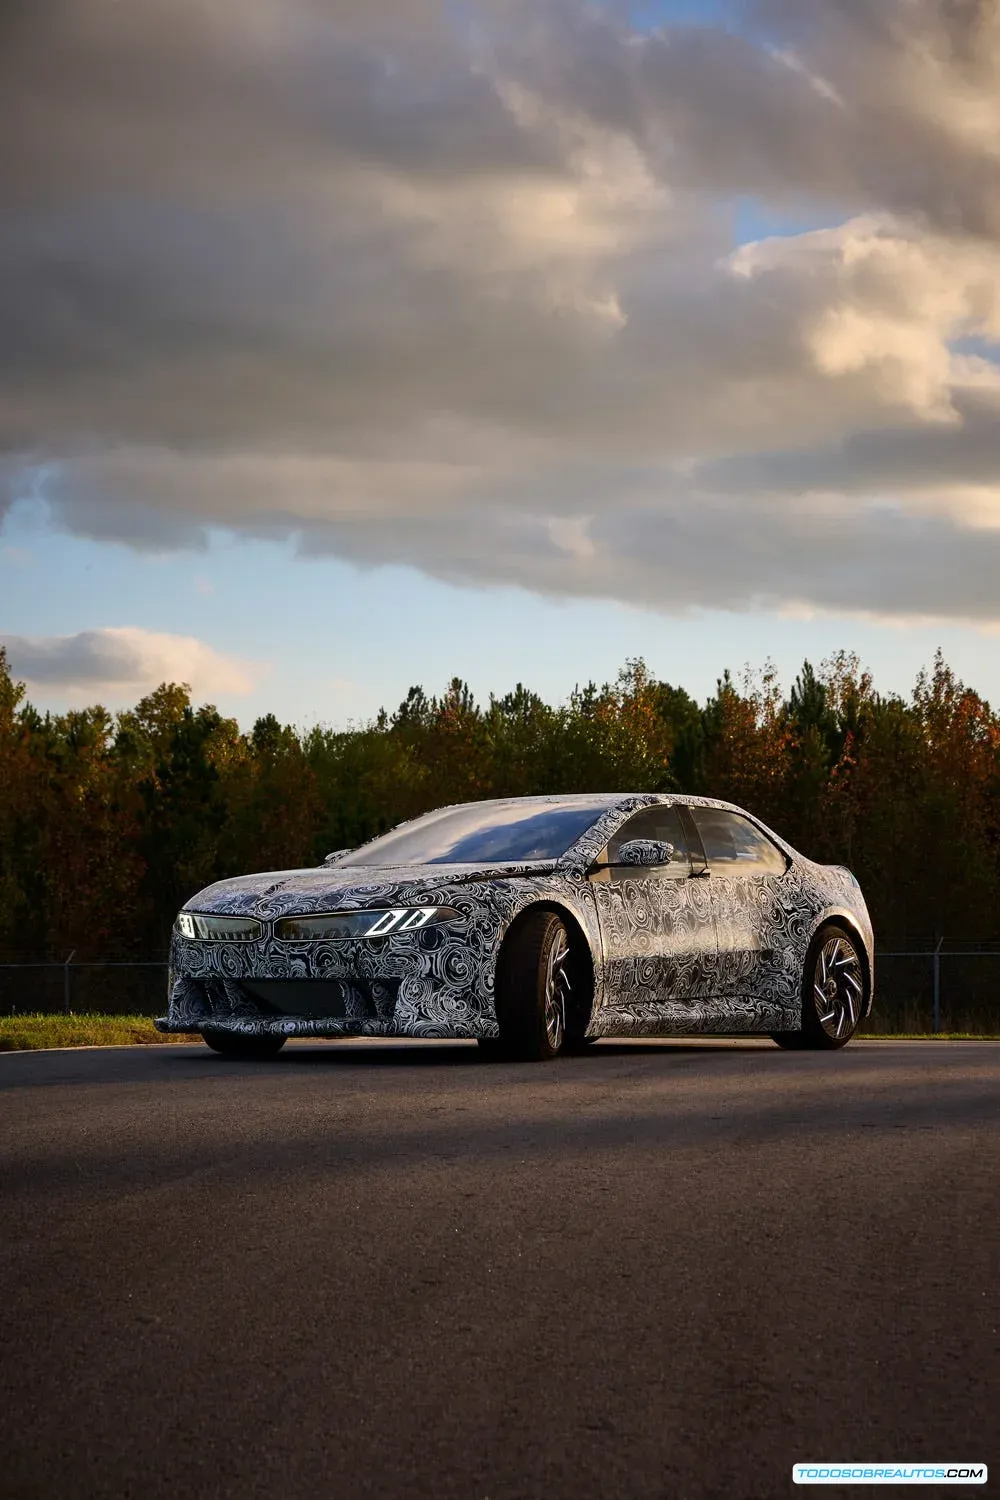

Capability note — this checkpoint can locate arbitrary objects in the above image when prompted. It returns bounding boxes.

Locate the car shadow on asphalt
[255,1038,781,1069]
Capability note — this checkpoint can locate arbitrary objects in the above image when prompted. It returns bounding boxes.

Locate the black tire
[494,909,573,1061]
[562,1033,599,1054]
[202,1029,286,1060]
[773,923,867,1052]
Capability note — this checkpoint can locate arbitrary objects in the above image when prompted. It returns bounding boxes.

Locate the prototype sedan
[157,793,873,1061]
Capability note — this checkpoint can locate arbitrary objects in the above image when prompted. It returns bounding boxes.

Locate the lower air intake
[239,978,400,1022]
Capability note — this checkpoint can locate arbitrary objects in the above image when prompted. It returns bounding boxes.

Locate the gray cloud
[2,0,1000,622]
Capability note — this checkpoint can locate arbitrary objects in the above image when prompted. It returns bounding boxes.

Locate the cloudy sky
[2,0,1000,725]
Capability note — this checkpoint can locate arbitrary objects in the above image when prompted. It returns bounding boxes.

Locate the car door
[588,804,718,1021]
[684,806,789,1002]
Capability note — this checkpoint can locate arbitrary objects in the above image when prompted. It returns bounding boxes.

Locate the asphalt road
[1,1039,997,1500]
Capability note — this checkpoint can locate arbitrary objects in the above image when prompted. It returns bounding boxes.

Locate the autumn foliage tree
[1,643,999,1022]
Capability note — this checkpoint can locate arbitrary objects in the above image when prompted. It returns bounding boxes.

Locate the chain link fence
[0,961,168,1018]
[860,945,1000,1035]
[1,946,998,1032]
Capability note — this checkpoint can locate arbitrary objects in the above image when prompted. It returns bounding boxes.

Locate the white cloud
[0,628,259,699]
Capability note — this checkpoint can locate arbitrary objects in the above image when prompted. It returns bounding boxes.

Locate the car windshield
[339,801,609,866]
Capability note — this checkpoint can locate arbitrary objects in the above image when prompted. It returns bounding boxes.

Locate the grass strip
[859,1031,1000,1040]
[0,1013,198,1052]
[1,1016,998,1052]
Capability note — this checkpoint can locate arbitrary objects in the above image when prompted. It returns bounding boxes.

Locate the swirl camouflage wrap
[156,793,874,1047]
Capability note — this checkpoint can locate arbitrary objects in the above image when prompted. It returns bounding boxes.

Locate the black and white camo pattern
[158,794,874,1042]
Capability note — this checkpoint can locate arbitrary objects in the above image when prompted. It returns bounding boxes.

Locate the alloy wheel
[543,930,572,1052]
[813,934,864,1040]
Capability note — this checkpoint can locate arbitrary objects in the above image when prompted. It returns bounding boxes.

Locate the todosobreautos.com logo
[792,1462,987,1486]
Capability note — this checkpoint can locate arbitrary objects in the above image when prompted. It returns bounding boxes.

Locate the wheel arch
[497,899,597,1035]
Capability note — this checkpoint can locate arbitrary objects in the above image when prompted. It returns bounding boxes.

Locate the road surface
[1,1039,997,1498]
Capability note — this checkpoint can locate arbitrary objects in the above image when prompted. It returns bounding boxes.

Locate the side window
[690,808,786,877]
[600,805,691,881]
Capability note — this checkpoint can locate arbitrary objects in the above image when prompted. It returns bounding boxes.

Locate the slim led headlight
[175,912,264,942]
[274,907,460,941]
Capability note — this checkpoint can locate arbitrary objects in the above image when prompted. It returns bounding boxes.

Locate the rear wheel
[202,1029,286,1060]
[772,923,866,1051]
[493,909,573,1061]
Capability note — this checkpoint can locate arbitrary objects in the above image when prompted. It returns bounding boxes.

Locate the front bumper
[161,923,503,1040]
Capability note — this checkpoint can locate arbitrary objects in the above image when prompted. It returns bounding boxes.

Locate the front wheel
[494,910,573,1061]
[202,1029,286,1061]
[773,924,866,1051]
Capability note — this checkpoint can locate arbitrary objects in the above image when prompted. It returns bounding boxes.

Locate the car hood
[185,860,562,918]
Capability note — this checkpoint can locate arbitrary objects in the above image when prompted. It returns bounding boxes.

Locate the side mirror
[322,848,355,866]
[615,838,677,867]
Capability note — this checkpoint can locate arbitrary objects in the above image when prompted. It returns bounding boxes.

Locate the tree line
[2,645,998,977]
